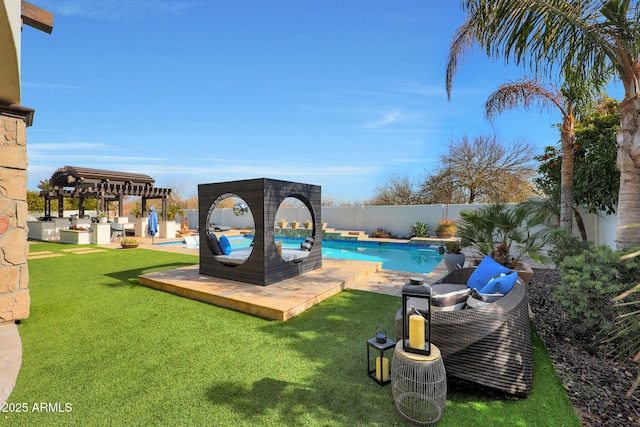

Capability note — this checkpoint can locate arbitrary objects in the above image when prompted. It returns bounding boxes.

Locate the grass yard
[3,242,580,426]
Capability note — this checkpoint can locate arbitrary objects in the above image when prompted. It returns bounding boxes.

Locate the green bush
[554,245,640,352]
[444,241,462,254]
[457,203,550,268]
[409,221,430,238]
[548,228,593,266]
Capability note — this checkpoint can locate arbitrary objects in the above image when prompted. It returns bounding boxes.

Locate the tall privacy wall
[182,203,617,249]
[0,110,30,322]
[322,203,616,249]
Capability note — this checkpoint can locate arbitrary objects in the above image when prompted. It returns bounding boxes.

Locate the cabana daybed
[198,178,322,286]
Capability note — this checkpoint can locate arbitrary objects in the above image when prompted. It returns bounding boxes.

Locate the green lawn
[3,242,580,426]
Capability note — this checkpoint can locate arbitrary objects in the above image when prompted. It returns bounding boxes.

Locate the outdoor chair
[110,223,125,241]
[394,267,533,396]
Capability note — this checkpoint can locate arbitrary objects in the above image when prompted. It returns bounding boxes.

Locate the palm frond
[484,78,565,122]
[453,1,621,91]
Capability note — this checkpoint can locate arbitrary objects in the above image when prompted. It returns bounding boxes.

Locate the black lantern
[366,326,396,386]
[401,277,432,356]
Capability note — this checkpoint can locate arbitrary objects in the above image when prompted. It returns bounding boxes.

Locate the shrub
[607,247,640,395]
[370,228,393,239]
[444,241,462,254]
[409,221,430,238]
[548,228,593,266]
[554,244,640,352]
[457,203,550,268]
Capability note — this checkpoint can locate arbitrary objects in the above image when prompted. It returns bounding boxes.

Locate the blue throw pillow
[466,256,512,289]
[219,234,232,255]
[207,233,223,255]
[479,271,518,295]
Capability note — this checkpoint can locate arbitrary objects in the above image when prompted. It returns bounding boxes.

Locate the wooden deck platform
[138,259,385,321]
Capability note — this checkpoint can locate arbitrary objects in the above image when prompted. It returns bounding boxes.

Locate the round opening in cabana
[204,193,255,267]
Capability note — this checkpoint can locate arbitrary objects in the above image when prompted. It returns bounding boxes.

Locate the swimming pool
[227,236,442,274]
[161,235,442,274]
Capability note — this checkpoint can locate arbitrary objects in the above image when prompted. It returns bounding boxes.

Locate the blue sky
[19,1,623,202]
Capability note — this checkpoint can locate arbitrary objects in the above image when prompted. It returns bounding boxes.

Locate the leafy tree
[446,0,640,250]
[573,98,621,214]
[26,190,44,212]
[420,134,537,204]
[535,97,620,216]
[368,174,424,206]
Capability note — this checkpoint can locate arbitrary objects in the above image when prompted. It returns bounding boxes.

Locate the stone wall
[0,112,30,322]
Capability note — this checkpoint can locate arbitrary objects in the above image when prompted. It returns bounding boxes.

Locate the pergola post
[141,197,147,217]
[78,195,85,218]
[57,195,63,218]
[118,194,124,217]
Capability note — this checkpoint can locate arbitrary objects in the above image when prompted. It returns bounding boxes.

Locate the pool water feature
[226,236,442,274]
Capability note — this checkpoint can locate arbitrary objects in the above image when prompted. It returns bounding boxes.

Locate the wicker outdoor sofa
[394,267,534,396]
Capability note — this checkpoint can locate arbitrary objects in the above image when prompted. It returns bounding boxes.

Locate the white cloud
[362,108,404,129]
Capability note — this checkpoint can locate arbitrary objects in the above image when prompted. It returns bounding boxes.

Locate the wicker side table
[391,341,447,425]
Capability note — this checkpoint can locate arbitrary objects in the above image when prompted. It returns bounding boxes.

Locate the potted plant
[290,220,300,229]
[443,241,465,272]
[435,219,457,238]
[278,219,287,229]
[98,212,108,224]
[456,203,550,285]
[304,219,313,229]
[120,237,139,249]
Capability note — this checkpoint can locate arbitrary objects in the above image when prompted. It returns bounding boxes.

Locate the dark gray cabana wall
[198,178,322,286]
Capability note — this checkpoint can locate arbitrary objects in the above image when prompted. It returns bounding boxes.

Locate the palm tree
[485,77,596,236]
[446,0,640,251]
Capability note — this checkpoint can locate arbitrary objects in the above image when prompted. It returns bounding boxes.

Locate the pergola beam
[21,1,53,34]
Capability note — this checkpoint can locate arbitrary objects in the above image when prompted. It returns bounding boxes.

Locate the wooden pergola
[39,166,172,220]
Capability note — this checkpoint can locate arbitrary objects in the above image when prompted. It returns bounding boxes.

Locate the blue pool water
[226,236,442,274]
[320,240,441,274]
[162,236,442,274]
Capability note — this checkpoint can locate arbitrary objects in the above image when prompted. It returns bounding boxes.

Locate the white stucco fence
[181,203,618,249]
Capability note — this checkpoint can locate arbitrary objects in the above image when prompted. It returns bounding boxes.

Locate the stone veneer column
[0,105,33,323]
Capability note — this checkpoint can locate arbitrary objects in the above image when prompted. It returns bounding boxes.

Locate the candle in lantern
[375,356,389,382]
[409,314,425,349]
